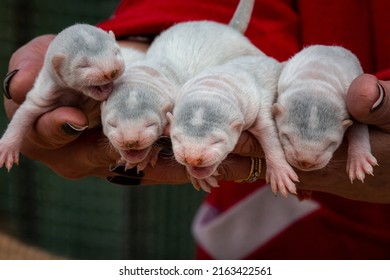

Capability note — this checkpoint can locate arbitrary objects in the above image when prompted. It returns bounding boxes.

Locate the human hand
[12,35,390,202]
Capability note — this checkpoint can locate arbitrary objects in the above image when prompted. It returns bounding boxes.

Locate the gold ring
[236,157,261,183]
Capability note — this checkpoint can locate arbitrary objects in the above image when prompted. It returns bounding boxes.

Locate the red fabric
[98,0,300,61]
[98,0,390,259]
[198,182,390,260]
[196,206,390,260]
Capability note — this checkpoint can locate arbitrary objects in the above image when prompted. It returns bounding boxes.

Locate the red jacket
[99,0,390,259]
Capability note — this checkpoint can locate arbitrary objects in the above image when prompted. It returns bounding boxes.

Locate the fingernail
[2,69,19,100]
[61,122,88,136]
[109,164,145,177]
[106,176,141,186]
[107,162,144,185]
[371,82,386,111]
[156,136,172,149]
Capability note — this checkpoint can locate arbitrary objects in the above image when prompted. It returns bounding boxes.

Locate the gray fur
[67,27,115,56]
[289,96,340,141]
[175,100,230,138]
[108,86,160,120]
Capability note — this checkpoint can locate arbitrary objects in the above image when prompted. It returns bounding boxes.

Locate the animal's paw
[266,163,298,197]
[114,158,137,172]
[135,146,161,172]
[0,143,20,172]
[347,152,378,183]
[189,174,219,193]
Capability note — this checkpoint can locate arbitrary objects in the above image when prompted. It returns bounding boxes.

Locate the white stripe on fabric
[192,186,320,259]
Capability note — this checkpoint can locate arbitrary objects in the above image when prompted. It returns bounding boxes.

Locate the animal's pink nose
[297,160,315,169]
[124,140,139,149]
[185,156,204,166]
[104,69,120,80]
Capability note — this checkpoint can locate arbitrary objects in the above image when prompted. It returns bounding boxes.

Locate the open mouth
[120,147,151,163]
[187,163,219,179]
[88,82,114,101]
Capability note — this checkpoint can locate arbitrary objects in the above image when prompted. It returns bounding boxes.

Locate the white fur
[120,47,146,68]
[274,45,377,182]
[101,0,260,171]
[0,24,127,171]
[169,55,299,195]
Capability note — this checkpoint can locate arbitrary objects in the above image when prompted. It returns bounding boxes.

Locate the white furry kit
[100,0,259,172]
[169,54,300,195]
[274,45,378,182]
[0,23,125,171]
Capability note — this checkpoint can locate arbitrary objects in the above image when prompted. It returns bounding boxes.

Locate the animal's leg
[136,146,162,172]
[346,122,378,183]
[250,117,298,197]
[0,83,58,171]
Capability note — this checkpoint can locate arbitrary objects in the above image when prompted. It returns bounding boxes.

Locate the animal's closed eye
[146,122,157,128]
[107,121,117,128]
[325,141,337,151]
[212,139,225,145]
[77,62,90,68]
[77,57,90,68]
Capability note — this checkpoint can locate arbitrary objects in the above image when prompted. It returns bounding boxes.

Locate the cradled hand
[5,35,390,202]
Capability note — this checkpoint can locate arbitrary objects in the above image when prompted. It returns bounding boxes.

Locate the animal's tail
[229,0,255,33]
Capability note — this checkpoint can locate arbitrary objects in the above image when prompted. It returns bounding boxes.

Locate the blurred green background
[0,0,204,259]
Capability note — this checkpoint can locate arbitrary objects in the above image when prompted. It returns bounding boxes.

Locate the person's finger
[24,127,119,179]
[232,131,264,157]
[27,107,89,150]
[116,155,259,186]
[347,73,390,133]
[63,132,119,178]
[8,35,55,104]
[216,154,256,181]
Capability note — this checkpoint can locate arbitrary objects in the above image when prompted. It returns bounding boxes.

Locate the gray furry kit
[0,0,377,196]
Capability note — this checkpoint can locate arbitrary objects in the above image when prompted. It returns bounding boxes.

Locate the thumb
[347,73,390,133]
[232,131,264,157]
[27,107,89,149]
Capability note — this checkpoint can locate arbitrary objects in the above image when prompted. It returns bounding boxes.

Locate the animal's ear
[272,103,285,118]
[108,30,116,40]
[166,112,175,124]
[229,120,244,134]
[342,119,353,129]
[51,53,66,80]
